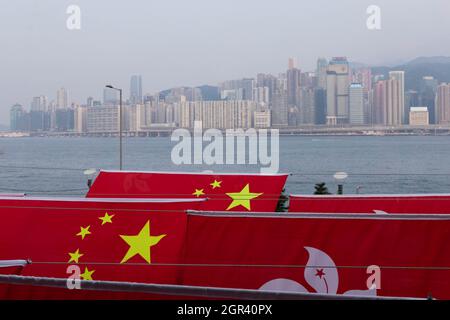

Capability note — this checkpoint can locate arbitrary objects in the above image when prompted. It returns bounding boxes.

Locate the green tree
[276,188,289,212]
[314,182,331,195]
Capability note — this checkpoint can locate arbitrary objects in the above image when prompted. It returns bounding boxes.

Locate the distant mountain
[407,56,450,65]
[371,56,450,91]
[159,85,221,101]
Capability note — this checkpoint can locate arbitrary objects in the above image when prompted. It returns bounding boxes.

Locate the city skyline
[2,0,450,123]
[9,54,450,134]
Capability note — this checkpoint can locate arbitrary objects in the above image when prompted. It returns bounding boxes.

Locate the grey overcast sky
[1,0,450,124]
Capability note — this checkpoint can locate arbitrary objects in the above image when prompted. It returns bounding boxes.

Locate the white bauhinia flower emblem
[259,246,377,297]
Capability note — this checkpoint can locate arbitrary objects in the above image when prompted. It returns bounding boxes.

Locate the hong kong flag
[180,212,450,299]
[86,170,288,212]
[0,196,202,299]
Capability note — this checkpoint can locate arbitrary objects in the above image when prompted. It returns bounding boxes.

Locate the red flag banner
[0,196,204,299]
[289,194,450,214]
[180,211,450,299]
[86,170,288,212]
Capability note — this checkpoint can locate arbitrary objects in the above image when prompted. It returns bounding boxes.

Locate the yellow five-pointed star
[76,225,91,240]
[80,267,95,280]
[210,180,222,189]
[119,221,166,264]
[226,183,263,211]
[99,212,114,225]
[68,249,83,263]
[192,189,205,197]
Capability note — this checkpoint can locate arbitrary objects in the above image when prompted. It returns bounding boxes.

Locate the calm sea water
[0,136,449,196]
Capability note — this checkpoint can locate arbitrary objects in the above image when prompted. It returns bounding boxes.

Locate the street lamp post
[105,85,123,170]
[333,171,348,195]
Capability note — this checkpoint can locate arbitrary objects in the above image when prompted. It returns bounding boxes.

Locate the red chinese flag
[289,194,450,214]
[181,212,450,299]
[0,196,202,299]
[86,170,288,212]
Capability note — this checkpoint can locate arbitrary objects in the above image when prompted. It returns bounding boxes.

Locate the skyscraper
[419,76,438,124]
[316,58,328,89]
[130,75,143,105]
[286,62,301,108]
[373,77,404,126]
[10,104,26,131]
[56,87,68,109]
[326,57,350,125]
[241,78,255,101]
[349,83,364,125]
[436,83,450,124]
[373,81,387,125]
[314,88,327,125]
[271,87,288,126]
[388,71,405,124]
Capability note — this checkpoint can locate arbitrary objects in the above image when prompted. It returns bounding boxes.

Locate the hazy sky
[1,0,450,124]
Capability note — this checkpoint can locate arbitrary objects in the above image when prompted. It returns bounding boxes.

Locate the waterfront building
[179,100,256,129]
[349,83,364,125]
[314,88,327,125]
[388,71,405,124]
[87,105,119,133]
[10,104,28,131]
[254,110,271,128]
[74,105,87,133]
[373,74,404,126]
[436,83,450,124]
[326,57,350,125]
[409,107,429,126]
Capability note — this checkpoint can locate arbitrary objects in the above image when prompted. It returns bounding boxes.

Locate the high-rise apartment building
[373,76,404,126]
[388,71,405,124]
[436,83,450,124]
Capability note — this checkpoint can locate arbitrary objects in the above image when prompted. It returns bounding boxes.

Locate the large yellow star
[192,189,205,197]
[76,225,91,240]
[210,180,222,189]
[80,267,95,280]
[226,184,263,211]
[119,221,166,264]
[99,212,114,225]
[68,249,83,263]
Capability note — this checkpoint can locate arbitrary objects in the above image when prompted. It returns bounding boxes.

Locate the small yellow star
[192,189,205,197]
[226,183,263,211]
[120,221,166,264]
[80,267,95,280]
[76,225,91,240]
[68,249,83,264]
[210,180,222,189]
[99,212,114,225]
